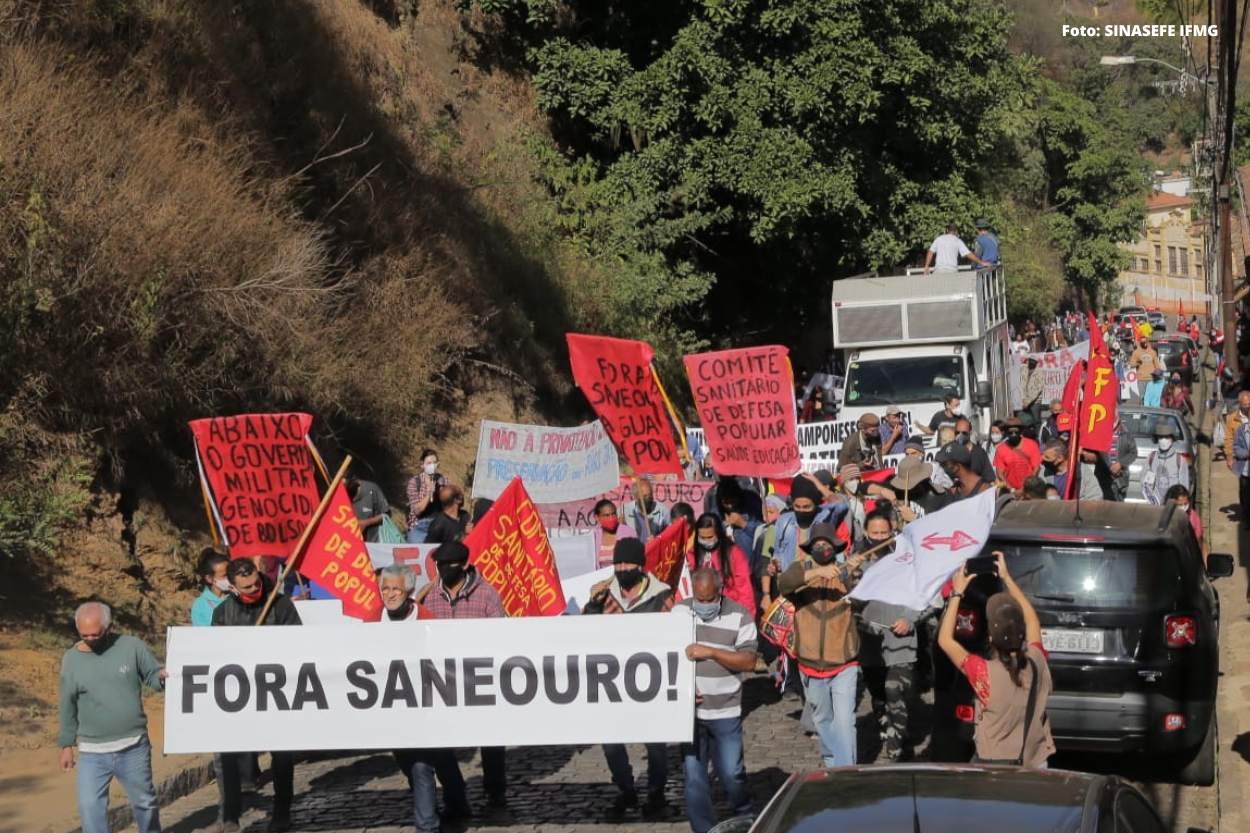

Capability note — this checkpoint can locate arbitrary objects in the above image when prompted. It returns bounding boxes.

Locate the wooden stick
[651,363,691,466]
[256,455,352,625]
[305,438,332,485]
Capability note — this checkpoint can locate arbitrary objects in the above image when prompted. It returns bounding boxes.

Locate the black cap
[613,538,646,567]
[433,541,470,564]
[904,436,925,453]
[800,523,845,553]
[935,441,972,467]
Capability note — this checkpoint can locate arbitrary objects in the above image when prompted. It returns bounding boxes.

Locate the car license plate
[1042,628,1104,654]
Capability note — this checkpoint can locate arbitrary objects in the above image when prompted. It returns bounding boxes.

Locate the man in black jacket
[583,539,674,820]
[211,559,301,832]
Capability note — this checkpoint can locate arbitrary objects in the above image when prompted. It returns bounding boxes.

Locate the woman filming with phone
[937,551,1055,768]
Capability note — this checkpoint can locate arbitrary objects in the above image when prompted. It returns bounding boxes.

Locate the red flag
[1060,360,1084,418]
[566,334,681,476]
[1079,354,1117,453]
[464,477,566,616]
[644,517,689,590]
[1087,312,1107,358]
[296,482,383,621]
[189,413,321,558]
[683,345,800,478]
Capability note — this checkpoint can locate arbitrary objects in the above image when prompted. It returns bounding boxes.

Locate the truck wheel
[1176,711,1216,786]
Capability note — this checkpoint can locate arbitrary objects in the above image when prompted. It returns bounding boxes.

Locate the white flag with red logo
[849,489,997,610]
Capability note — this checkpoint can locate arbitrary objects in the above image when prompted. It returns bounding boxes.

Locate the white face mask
[1157,438,1174,452]
[844,479,860,495]
[213,578,231,592]
[423,462,439,476]
[990,432,1004,444]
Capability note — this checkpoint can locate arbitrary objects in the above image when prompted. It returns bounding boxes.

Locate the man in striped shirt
[678,568,757,833]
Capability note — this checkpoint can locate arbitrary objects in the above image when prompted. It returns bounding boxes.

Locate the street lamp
[1099,54,1211,85]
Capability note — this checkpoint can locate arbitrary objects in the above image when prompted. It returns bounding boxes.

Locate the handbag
[972,657,1040,766]
[377,514,405,545]
[760,596,797,658]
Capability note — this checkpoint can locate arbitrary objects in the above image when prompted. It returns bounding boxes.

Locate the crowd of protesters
[58,305,1216,833]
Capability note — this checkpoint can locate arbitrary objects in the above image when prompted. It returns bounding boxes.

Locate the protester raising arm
[995,551,1041,645]
[936,565,973,670]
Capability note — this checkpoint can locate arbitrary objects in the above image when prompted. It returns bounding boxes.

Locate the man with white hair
[57,601,166,833]
[378,564,433,623]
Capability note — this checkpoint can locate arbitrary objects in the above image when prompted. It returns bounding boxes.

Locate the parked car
[1118,405,1195,502]
[1149,334,1195,385]
[1117,304,1148,320]
[709,764,1180,833]
[930,501,1232,786]
[1146,308,1167,331]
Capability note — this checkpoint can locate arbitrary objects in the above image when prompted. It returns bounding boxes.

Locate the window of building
[1168,246,1178,275]
[1179,248,1189,275]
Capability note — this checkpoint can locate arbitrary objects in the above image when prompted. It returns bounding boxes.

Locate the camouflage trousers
[864,663,913,761]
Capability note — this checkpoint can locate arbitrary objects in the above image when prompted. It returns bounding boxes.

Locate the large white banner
[165,614,695,753]
[473,420,620,503]
[1008,341,1090,411]
[690,418,928,474]
[849,488,997,610]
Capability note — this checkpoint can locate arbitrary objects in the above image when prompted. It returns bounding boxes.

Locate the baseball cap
[935,441,972,467]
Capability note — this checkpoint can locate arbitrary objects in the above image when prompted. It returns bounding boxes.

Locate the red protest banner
[465,477,567,616]
[566,333,681,476]
[295,482,383,621]
[644,517,689,590]
[189,413,321,558]
[684,345,800,478]
[1079,354,1117,453]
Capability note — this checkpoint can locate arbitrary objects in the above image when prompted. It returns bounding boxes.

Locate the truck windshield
[993,544,1181,608]
[844,355,963,406]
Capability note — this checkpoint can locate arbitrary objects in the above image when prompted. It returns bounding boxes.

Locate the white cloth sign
[1009,341,1090,411]
[849,489,997,610]
[472,420,620,504]
[366,542,439,572]
[164,614,695,752]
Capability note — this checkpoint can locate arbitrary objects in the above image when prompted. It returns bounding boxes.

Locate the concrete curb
[63,757,216,833]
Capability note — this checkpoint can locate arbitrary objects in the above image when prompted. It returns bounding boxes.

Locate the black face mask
[864,431,881,445]
[1042,461,1059,475]
[616,567,645,590]
[83,630,115,655]
[386,598,414,621]
[1006,433,1023,447]
[794,509,818,527]
[437,562,466,588]
[808,545,839,566]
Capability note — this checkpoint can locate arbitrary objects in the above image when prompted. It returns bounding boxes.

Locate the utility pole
[1215,0,1241,377]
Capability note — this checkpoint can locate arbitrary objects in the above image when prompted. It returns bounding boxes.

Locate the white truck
[831,266,1010,442]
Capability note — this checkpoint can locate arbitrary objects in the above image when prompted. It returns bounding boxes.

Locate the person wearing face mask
[936,441,994,499]
[404,448,445,543]
[211,559,301,832]
[1038,441,1070,497]
[1164,484,1208,564]
[1106,416,1138,502]
[888,457,938,518]
[190,549,231,626]
[414,542,508,815]
[1163,374,1193,416]
[903,436,955,496]
[583,539,675,820]
[1129,339,1161,378]
[855,512,921,762]
[920,393,963,437]
[677,568,758,833]
[953,417,995,482]
[838,413,884,470]
[986,419,1006,464]
[771,475,849,572]
[1143,424,1190,505]
[880,405,909,454]
[58,602,166,833]
[993,417,1041,491]
[593,498,637,568]
[1142,368,1166,408]
[1037,400,1064,446]
[622,476,669,544]
[689,513,756,617]
[777,524,867,767]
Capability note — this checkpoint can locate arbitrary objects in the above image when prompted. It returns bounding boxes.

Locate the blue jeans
[405,518,431,543]
[802,667,859,767]
[395,749,467,833]
[681,717,751,833]
[76,737,160,833]
[602,743,667,796]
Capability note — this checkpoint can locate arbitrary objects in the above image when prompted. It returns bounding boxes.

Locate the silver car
[1119,405,1194,502]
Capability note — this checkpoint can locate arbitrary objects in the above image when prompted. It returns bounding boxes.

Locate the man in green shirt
[57,601,166,833]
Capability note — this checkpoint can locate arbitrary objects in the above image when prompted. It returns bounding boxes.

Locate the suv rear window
[1120,410,1184,441]
[994,544,1182,608]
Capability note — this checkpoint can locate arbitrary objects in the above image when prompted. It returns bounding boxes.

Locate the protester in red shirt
[689,513,756,617]
[992,417,1041,490]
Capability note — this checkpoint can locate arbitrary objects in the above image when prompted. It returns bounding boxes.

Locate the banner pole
[257,454,352,626]
[305,438,332,485]
[192,438,223,550]
[652,363,691,462]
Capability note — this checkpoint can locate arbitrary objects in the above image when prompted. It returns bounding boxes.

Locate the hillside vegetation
[0,0,1203,653]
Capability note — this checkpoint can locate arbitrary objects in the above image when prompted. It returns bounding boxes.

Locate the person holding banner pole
[622,476,669,544]
[583,538,675,820]
[405,449,445,543]
[415,541,508,814]
[678,568,757,833]
[211,559,301,832]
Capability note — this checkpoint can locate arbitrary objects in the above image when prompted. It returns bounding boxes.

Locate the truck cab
[832,267,1010,440]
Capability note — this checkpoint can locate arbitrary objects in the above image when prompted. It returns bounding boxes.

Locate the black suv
[931,500,1233,785]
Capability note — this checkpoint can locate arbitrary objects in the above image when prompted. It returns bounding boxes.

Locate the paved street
[107,396,1250,833]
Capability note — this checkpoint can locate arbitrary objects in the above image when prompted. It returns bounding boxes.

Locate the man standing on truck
[973,219,1000,265]
[923,224,992,274]
[919,393,963,437]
